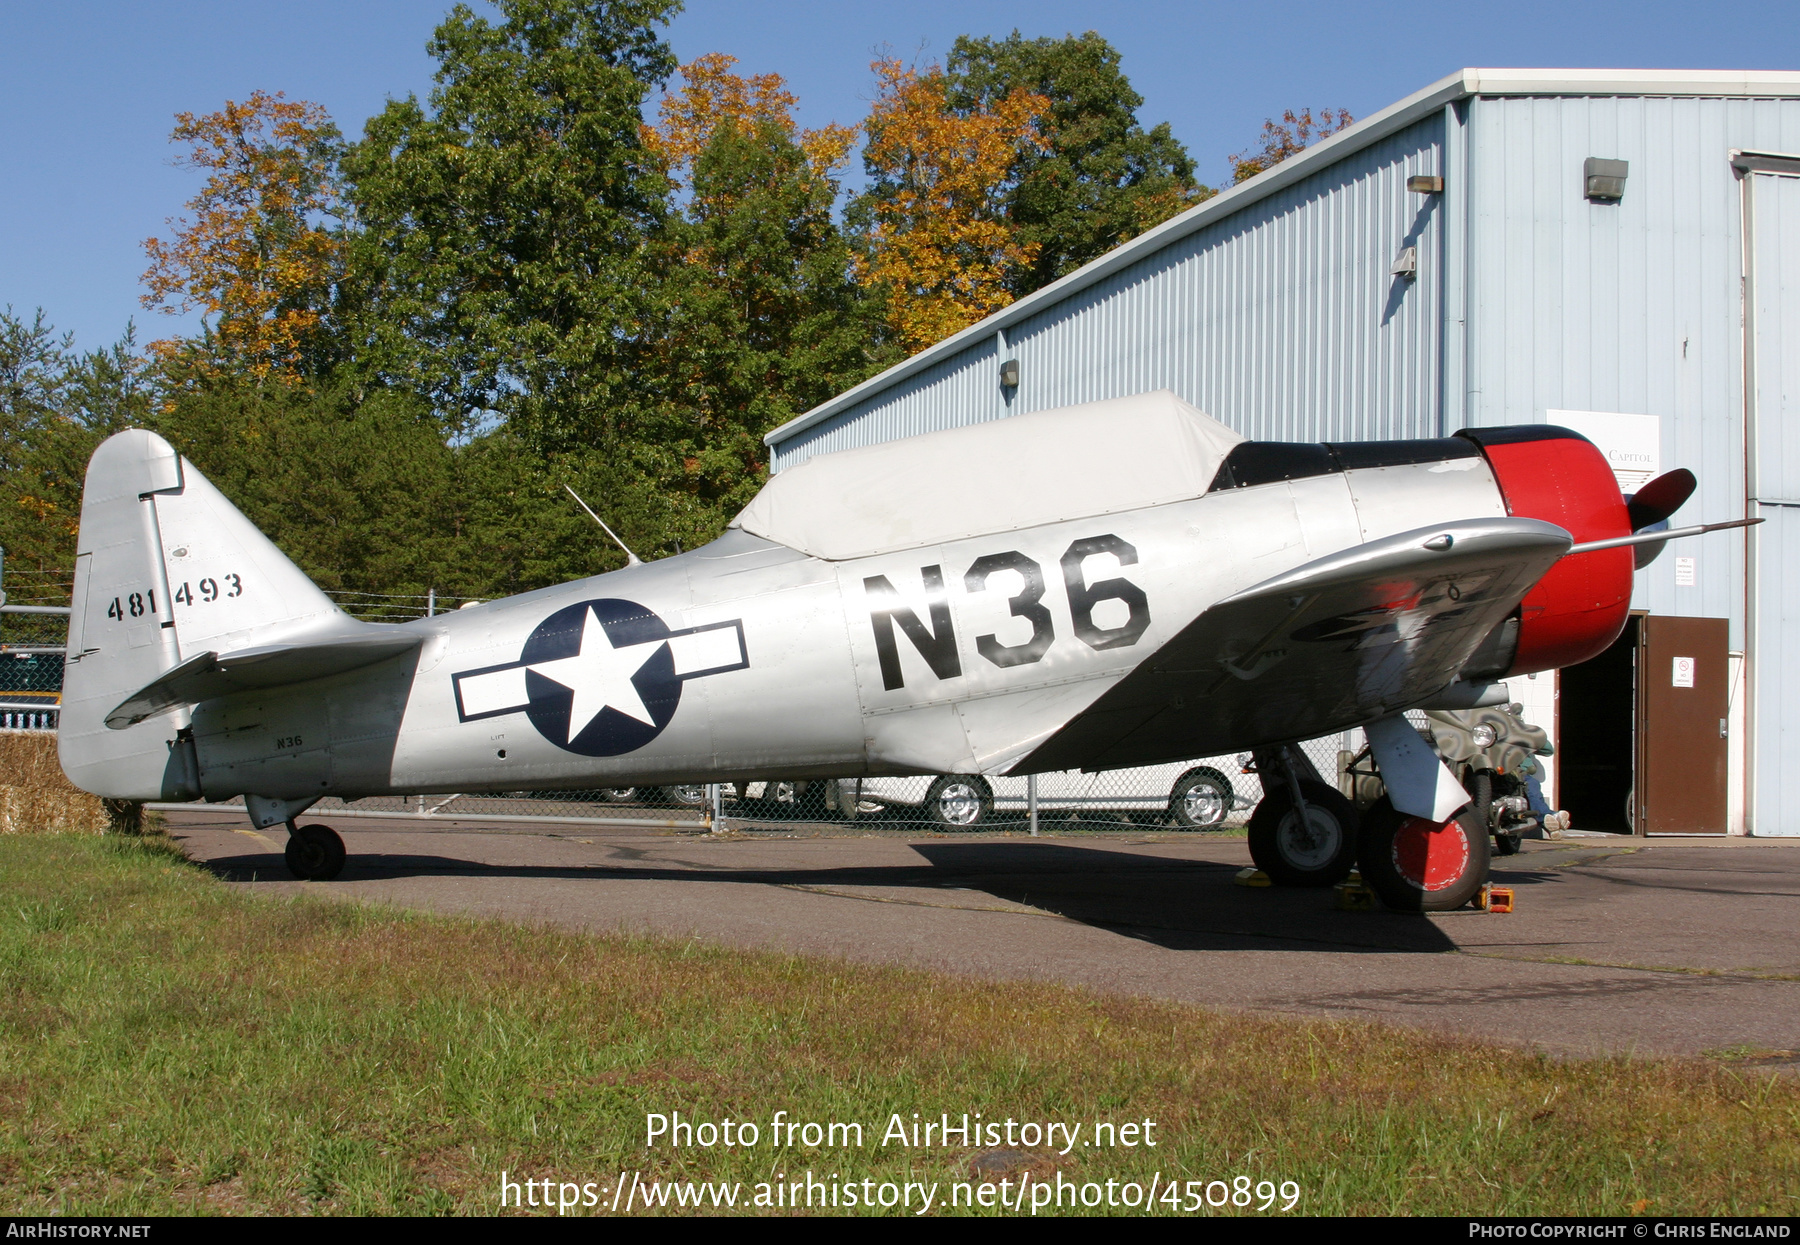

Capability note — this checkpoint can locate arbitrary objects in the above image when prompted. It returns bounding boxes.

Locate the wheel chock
[1470,884,1516,913]
[1234,867,1272,888]
[1334,870,1377,911]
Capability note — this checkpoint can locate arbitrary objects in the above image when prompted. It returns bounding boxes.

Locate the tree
[1229,107,1354,184]
[852,58,1050,354]
[152,375,461,603]
[0,310,151,600]
[945,31,1207,297]
[140,92,344,383]
[640,55,879,518]
[640,51,854,190]
[345,0,681,446]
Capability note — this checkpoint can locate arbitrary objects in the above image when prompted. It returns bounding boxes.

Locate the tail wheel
[284,823,346,881]
[924,775,993,828]
[1357,797,1489,912]
[1246,780,1358,886]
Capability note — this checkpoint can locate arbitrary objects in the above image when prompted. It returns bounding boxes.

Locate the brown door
[1634,615,1730,835]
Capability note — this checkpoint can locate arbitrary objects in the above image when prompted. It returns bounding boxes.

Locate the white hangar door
[1744,155,1800,837]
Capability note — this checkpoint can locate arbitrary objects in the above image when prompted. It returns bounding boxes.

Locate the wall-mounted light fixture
[1584,157,1628,202]
[999,358,1020,388]
[1390,246,1419,279]
[1407,174,1444,193]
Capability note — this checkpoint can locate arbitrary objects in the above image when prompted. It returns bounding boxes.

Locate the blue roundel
[519,598,681,756]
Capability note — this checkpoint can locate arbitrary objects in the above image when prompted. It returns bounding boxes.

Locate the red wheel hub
[1390,816,1472,891]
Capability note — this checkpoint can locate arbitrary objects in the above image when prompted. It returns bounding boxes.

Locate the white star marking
[526,607,666,742]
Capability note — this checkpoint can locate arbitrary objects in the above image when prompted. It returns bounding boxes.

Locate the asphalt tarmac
[162,810,1800,1063]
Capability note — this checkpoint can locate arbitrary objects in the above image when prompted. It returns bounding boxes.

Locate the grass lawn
[0,831,1794,1216]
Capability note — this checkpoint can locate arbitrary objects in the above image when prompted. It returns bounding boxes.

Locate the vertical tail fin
[59,430,350,799]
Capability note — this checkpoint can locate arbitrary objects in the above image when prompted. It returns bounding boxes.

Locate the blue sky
[3,0,1796,353]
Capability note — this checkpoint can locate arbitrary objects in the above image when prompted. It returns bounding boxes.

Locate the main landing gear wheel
[924,775,993,828]
[1356,797,1489,912]
[1246,780,1358,887]
[284,822,346,881]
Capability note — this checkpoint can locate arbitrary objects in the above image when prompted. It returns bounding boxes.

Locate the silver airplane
[57,391,1738,910]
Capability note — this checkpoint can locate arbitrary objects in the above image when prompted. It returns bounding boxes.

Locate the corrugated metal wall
[1463,94,1800,642]
[1008,115,1446,445]
[773,114,1448,468]
[771,332,1000,462]
[1747,167,1800,834]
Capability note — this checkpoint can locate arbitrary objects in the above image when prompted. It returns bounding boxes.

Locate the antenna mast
[563,485,642,567]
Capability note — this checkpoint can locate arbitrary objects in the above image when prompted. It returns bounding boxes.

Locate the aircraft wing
[1013,517,1571,774]
[105,630,423,729]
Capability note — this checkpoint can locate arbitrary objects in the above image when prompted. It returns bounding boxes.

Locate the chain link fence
[713,734,1353,834]
[0,606,67,731]
[201,734,1351,833]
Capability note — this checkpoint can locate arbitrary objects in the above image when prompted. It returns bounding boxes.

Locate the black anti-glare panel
[1208,441,1338,490]
[1328,438,1482,470]
[1454,424,1589,448]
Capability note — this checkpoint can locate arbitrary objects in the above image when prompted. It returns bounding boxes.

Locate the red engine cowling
[1457,426,1634,674]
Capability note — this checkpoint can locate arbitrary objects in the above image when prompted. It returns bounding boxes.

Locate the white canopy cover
[732,390,1244,561]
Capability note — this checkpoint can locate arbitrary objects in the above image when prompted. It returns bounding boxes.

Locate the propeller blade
[1626,468,1697,531]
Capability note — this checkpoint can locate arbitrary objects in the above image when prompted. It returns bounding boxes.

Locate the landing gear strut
[284,821,346,881]
[1246,745,1359,887]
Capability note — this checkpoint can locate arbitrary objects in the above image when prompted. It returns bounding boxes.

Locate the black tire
[1356,796,1490,912]
[1471,768,1518,855]
[1468,768,1493,832]
[284,823,346,881]
[1246,780,1359,886]
[1167,768,1234,829]
[657,784,708,807]
[599,788,638,803]
[923,775,993,829]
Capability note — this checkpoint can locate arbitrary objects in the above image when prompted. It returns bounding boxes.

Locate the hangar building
[763,69,1800,836]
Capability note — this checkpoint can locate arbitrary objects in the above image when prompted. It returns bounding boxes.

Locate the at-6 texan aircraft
[58,391,1744,910]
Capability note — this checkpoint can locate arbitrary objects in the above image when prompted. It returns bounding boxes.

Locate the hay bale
[0,732,109,834]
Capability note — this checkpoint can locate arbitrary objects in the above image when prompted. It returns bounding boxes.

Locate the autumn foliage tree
[853,59,1051,354]
[946,32,1206,298]
[140,91,343,383]
[0,310,151,594]
[640,55,877,515]
[642,52,854,189]
[76,8,1266,605]
[1229,107,1354,183]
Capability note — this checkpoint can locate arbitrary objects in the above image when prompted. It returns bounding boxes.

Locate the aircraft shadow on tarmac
[199,837,1460,955]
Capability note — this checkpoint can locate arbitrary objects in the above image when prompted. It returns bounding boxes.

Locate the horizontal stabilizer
[1014,517,1571,774]
[106,630,422,729]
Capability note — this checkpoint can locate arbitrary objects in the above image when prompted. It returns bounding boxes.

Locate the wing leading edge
[1013,517,1571,774]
